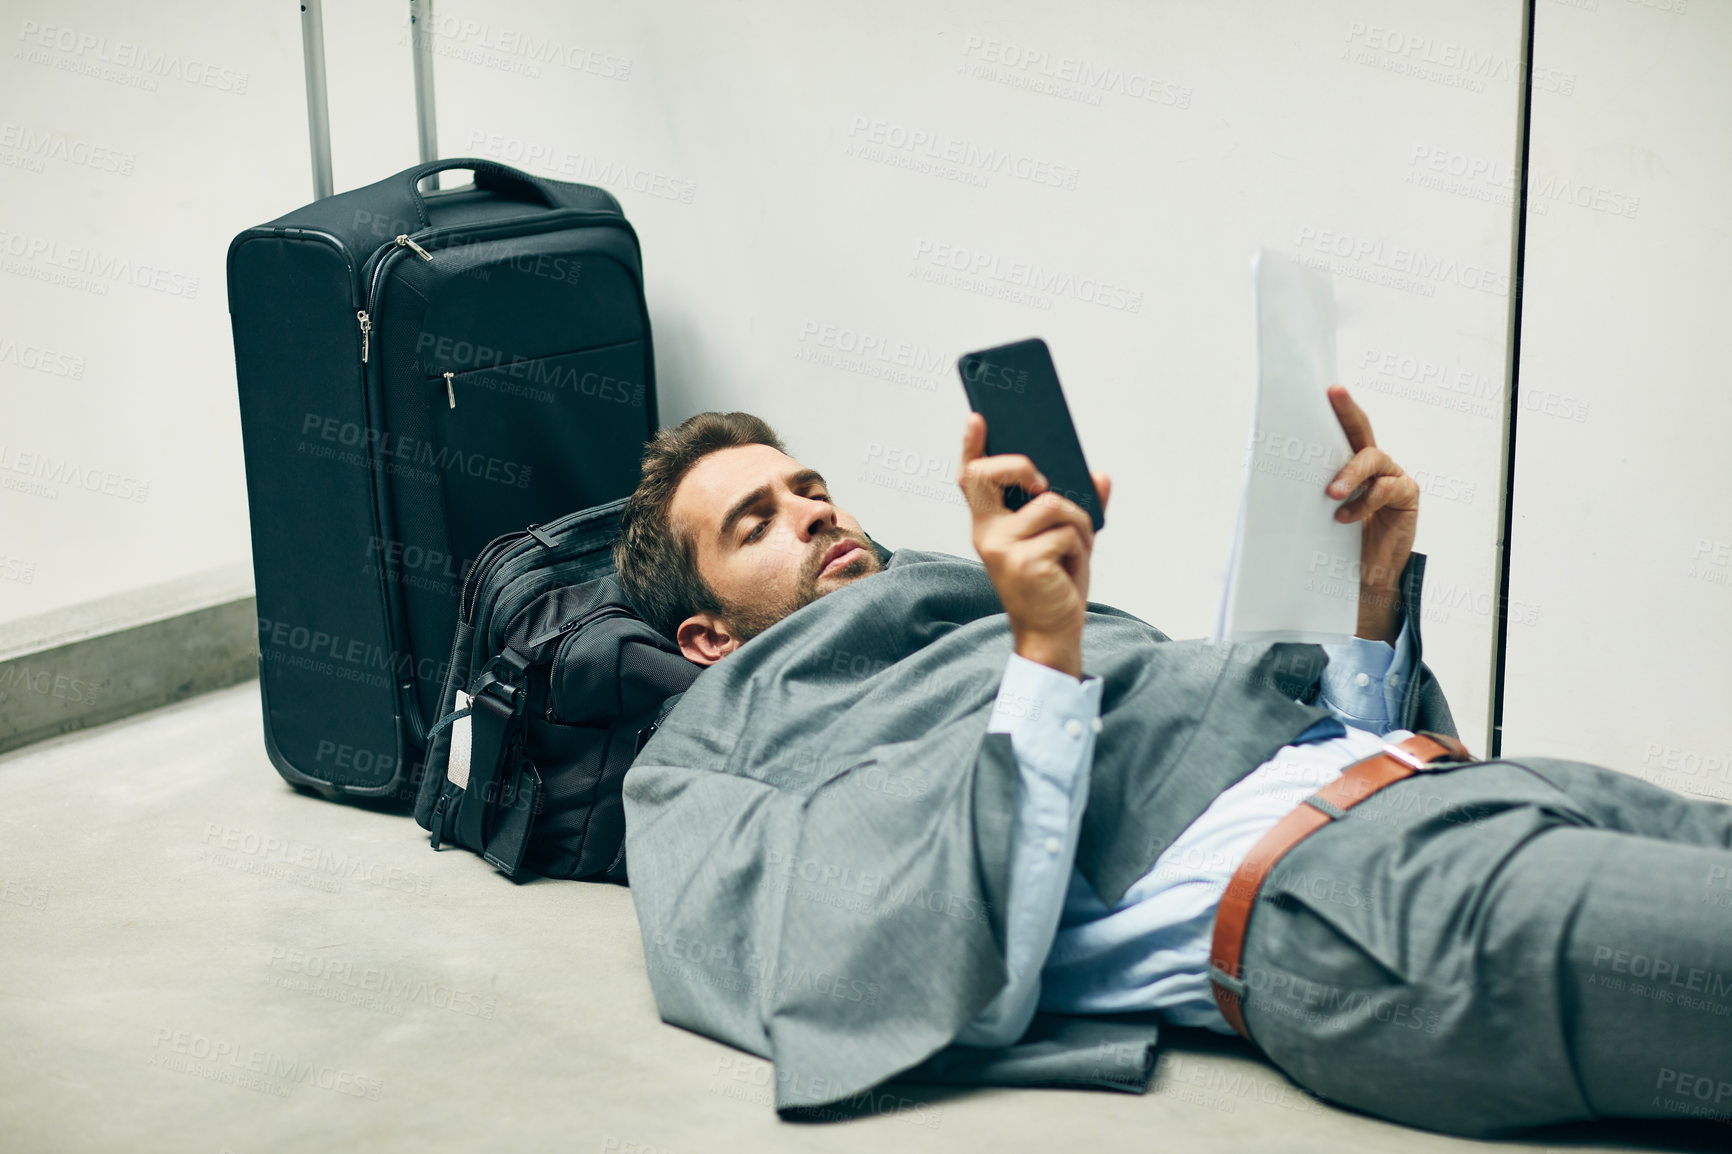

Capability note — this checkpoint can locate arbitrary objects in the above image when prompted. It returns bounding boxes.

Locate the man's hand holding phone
[958,412,1112,680]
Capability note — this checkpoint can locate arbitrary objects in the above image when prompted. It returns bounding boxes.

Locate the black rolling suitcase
[227,157,656,805]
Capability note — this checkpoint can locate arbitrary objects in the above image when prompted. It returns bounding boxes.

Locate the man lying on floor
[615,391,1732,1137]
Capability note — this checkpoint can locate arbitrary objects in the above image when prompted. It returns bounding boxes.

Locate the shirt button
[1385,672,1400,688]
[1044,837,1062,855]
[1354,672,1371,688]
[1089,717,1103,734]
[1064,719,1083,737]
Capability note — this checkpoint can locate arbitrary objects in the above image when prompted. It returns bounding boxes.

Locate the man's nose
[794,494,838,540]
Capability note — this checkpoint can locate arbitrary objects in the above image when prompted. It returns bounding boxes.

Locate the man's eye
[744,522,767,543]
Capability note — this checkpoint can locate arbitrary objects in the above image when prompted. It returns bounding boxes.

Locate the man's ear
[676,612,741,666]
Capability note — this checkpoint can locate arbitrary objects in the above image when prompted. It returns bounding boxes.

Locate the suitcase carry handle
[407,158,555,222]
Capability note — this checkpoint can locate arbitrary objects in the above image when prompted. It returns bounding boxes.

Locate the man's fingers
[960,451,1049,525]
[1000,487,1093,547]
[1004,521,1087,579]
[1092,470,1112,514]
[962,453,1047,495]
[1328,446,1396,501]
[1335,474,1417,523]
[1327,385,1377,455]
[960,412,986,465]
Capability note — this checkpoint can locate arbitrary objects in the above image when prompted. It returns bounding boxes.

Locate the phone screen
[957,337,1103,531]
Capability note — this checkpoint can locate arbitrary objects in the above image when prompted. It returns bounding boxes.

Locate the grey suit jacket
[622,547,1455,1117]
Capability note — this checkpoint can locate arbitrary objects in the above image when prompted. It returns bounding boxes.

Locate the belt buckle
[1385,731,1474,772]
[1381,741,1430,771]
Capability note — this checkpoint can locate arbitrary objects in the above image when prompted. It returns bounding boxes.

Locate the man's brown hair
[614,411,787,641]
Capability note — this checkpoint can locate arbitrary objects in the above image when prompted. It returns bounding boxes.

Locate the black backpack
[413,501,702,881]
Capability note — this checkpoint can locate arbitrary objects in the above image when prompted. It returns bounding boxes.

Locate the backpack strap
[455,656,527,851]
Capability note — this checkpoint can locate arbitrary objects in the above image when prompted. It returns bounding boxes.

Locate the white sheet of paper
[1212,249,1362,645]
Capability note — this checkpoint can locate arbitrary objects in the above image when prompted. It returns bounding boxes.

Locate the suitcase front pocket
[425,340,650,570]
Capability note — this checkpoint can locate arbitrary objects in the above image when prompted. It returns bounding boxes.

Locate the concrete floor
[0,684,1720,1154]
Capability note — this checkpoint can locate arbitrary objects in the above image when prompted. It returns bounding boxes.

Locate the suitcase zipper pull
[357,310,371,363]
[396,234,434,261]
[443,371,456,408]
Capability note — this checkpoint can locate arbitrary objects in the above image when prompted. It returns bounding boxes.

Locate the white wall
[432,0,1524,737]
[0,0,302,618]
[2,0,1534,746]
[1503,0,1732,787]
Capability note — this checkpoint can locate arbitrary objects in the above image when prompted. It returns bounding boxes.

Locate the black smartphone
[956,337,1104,531]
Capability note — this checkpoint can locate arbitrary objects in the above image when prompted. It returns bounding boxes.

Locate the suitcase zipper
[357,310,372,362]
[360,208,627,339]
[443,371,456,408]
[396,233,434,261]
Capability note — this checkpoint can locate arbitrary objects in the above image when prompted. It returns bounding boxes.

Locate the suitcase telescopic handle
[406,158,556,221]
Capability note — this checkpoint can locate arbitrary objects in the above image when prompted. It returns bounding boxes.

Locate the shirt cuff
[1317,614,1412,727]
[987,653,1104,781]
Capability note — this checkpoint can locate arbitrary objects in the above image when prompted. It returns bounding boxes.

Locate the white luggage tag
[448,689,473,789]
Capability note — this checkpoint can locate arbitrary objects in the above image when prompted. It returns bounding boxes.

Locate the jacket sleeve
[622,763,809,1060]
[1392,551,1460,740]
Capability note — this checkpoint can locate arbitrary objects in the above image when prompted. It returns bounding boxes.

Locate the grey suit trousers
[1236,756,1732,1138]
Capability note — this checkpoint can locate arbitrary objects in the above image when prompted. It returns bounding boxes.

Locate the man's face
[668,444,883,663]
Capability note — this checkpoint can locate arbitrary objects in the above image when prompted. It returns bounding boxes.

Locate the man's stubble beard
[720,531,882,643]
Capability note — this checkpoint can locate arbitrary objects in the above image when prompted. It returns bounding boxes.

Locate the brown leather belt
[1209,730,1474,1040]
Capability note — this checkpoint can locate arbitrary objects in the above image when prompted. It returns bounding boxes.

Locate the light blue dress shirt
[954,621,1417,1048]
